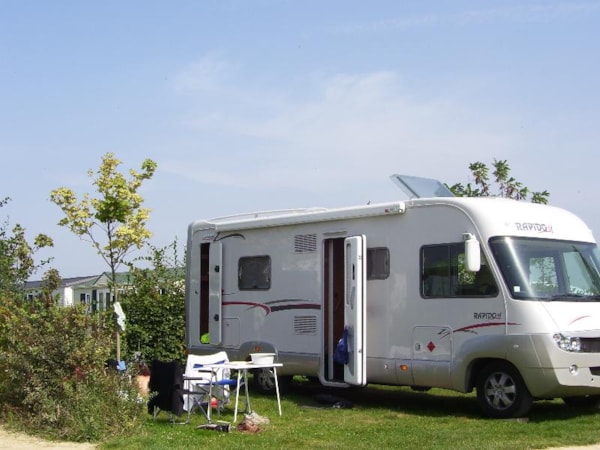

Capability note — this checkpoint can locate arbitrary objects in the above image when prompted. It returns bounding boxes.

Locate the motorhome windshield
[489,237,600,301]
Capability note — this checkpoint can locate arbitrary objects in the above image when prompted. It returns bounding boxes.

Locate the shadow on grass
[131,380,600,450]
[270,378,600,423]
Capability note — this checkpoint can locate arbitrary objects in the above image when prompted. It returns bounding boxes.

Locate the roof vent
[390,174,454,199]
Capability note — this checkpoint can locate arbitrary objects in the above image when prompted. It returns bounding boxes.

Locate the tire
[476,361,533,418]
[252,367,292,395]
[410,386,431,392]
[563,395,600,408]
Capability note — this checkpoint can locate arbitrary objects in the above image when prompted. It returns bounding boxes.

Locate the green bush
[121,241,186,364]
[0,297,146,442]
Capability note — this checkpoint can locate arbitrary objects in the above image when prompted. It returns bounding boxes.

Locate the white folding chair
[183,351,238,421]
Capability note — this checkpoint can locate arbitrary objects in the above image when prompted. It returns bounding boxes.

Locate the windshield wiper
[547,294,600,302]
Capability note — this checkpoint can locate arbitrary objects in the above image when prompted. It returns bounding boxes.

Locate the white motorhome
[185,175,600,418]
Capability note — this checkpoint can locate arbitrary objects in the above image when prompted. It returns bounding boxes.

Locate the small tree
[447,159,550,204]
[50,153,157,359]
[0,197,54,298]
[40,268,62,307]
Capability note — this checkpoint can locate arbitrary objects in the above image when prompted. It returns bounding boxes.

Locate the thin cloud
[173,53,238,93]
[163,69,516,192]
[331,2,600,33]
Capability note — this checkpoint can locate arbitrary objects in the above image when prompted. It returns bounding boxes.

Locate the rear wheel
[476,361,532,418]
[410,386,431,392]
[252,367,292,395]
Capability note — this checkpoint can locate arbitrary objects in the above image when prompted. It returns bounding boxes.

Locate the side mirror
[464,233,481,272]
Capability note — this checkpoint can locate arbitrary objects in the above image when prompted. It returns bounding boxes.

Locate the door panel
[344,235,367,386]
[208,242,223,345]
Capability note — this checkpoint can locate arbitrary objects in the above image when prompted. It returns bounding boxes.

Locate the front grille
[580,338,600,353]
[590,367,600,376]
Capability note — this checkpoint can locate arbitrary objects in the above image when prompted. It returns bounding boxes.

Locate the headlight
[552,333,582,352]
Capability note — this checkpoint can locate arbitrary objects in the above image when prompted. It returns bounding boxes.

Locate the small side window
[367,247,390,280]
[239,255,271,290]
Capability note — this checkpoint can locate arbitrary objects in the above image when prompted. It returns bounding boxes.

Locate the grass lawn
[101,378,600,450]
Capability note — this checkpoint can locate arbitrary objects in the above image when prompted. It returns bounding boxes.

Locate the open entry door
[208,242,223,345]
[344,235,367,386]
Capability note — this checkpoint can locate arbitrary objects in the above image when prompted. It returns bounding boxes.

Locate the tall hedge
[121,242,186,364]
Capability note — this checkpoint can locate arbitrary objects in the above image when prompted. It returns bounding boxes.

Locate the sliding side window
[367,247,390,280]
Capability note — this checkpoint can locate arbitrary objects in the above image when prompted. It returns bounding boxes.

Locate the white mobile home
[185,176,600,418]
[25,272,131,311]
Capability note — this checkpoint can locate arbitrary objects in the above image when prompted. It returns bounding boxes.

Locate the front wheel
[563,395,600,408]
[476,361,533,419]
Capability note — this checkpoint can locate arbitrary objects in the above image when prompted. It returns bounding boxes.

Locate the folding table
[204,361,283,422]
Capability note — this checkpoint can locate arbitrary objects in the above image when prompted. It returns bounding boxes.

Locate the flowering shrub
[0,297,145,442]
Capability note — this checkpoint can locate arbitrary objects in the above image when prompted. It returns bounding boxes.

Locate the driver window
[422,243,498,298]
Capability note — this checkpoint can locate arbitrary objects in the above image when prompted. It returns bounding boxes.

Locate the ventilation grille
[294,315,317,335]
[580,338,600,353]
[294,234,317,253]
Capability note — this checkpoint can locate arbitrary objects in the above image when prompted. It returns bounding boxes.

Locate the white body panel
[185,197,600,400]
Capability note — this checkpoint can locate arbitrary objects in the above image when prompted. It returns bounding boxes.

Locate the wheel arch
[466,357,520,392]
[238,341,278,361]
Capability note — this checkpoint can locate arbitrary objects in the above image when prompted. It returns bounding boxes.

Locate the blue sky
[1,0,599,278]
